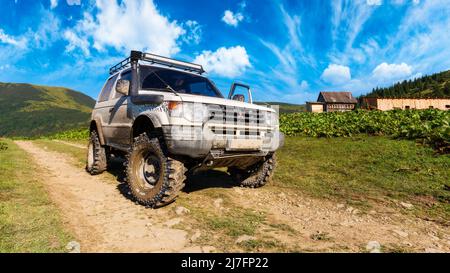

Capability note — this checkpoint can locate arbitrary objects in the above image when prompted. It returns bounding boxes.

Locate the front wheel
[126,133,186,208]
[229,154,276,188]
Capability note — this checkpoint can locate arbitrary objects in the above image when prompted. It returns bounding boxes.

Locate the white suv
[86,51,283,207]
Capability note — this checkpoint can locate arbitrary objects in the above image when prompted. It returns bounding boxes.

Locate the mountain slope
[0,82,95,137]
[365,70,450,98]
[256,102,305,113]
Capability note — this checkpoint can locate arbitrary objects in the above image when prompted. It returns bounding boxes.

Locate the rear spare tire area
[126,133,186,208]
[86,130,107,175]
[229,154,276,188]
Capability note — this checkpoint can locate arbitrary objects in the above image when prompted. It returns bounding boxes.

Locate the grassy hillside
[366,70,450,98]
[0,82,95,137]
[256,102,305,113]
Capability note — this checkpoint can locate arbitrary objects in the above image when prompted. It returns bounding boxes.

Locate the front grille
[210,127,265,136]
[207,105,266,126]
[204,105,275,139]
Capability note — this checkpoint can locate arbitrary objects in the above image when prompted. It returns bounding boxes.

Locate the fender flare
[130,113,163,142]
[90,119,106,145]
[139,112,162,128]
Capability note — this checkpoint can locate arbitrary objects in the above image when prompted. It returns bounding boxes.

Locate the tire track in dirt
[14,141,203,253]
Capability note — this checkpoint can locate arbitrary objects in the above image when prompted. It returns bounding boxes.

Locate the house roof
[318,91,357,103]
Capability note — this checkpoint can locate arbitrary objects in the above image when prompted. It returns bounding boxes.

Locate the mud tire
[86,130,107,175]
[229,154,276,188]
[126,133,186,208]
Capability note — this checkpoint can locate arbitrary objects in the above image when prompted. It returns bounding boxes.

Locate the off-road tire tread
[126,133,186,208]
[86,130,107,175]
[230,154,276,188]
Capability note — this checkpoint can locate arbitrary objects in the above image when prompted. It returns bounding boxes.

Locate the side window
[98,74,118,102]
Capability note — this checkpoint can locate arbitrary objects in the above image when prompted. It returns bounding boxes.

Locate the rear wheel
[126,133,186,208]
[229,154,276,188]
[86,130,107,175]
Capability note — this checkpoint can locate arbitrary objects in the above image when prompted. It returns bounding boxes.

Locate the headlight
[265,111,278,126]
[168,101,208,123]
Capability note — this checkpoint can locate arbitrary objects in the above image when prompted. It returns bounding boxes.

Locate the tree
[444,82,450,96]
[434,85,444,97]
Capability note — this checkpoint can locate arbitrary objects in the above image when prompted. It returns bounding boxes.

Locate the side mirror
[228,83,252,103]
[116,79,130,95]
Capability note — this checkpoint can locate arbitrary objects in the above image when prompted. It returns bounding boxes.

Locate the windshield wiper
[151,71,181,98]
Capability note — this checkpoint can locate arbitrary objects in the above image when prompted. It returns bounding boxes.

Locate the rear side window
[98,74,118,102]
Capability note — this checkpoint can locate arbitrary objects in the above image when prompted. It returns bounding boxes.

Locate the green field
[280,109,450,153]
[0,139,73,252]
[274,136,450,222]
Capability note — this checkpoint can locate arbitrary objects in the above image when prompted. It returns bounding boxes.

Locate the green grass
[274,136,450,222]
[206,209,265,237]
[237,239,284,252]
[0,139,73,252]
[48,128,89,141]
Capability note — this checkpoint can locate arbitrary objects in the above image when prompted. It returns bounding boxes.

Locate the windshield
[140,66,223,98]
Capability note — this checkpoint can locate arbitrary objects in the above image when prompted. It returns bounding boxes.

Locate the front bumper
[162,125,282,159]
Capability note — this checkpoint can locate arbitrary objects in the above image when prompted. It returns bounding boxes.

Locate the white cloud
[64,30,89,55]
[31,10,61,48]
[50,0,58,9]
[299,80,309,90]
[367,0,382,5]
[392,0,420,5]
[0,64,11,70]
[66,0,81,5]
[372,62,412,81]
[181,20,202,45]
[330,1,378,64]
[255,5,312,103]
[321,64,351,84]
[222,10,244,27]
[65,0,185,56]
[193,46,251,78]
[0,29,27,48]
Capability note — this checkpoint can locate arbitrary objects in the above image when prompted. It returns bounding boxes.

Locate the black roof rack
[109,50,205,75]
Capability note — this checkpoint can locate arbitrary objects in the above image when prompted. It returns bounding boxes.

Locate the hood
[139,89,276,112]
[177,93,276,112]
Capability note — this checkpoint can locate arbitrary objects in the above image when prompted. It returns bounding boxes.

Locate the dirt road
[15,141,203,252]
[52,140,86,149]
[15,141,450,253]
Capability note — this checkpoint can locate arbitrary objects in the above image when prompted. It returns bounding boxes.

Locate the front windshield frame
[139,65,224,98]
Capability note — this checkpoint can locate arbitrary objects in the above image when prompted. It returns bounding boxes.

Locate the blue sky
[0,0,449,103]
